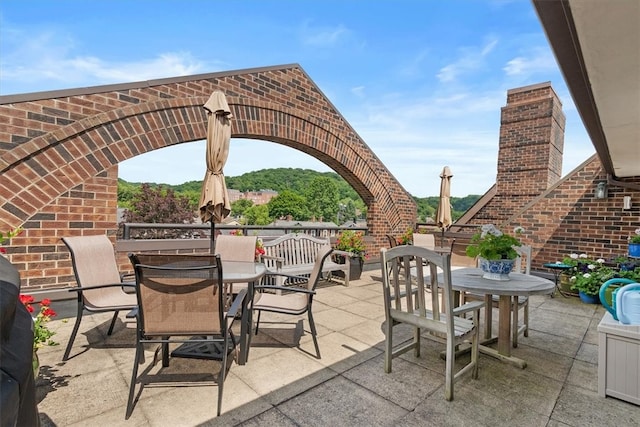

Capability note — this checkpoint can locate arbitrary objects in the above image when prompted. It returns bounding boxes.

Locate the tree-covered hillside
[118,168,481,223]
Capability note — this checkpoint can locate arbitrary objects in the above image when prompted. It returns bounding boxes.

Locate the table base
[440,337,527,369]
[171,337,236,361]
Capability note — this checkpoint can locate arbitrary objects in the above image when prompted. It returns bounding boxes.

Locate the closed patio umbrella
[435,166,453,246]
[200,91,232,253]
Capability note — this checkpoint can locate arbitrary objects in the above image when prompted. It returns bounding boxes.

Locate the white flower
[570,276,577,282]
[570,253,579,259]
[583,273,591,279]
[513,226,525,234]
[480,224,502,238]
[596,258,605,264]
[635,228,640,236]
[579,253,588,259]
[587,264,596,270]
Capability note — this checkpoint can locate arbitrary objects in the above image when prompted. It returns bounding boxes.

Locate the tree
[268,190,310,220]
[244,204,271,225]
[117,179,139,210]
[305,176,339,222]
[337,199,358,224]
[231,199,254,218]
[121,184,196,238]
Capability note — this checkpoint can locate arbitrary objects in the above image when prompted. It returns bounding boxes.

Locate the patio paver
[35,269,639,426]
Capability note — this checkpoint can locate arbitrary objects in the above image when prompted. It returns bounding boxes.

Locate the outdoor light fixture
[623,196,632,210]
[594,181,608,199]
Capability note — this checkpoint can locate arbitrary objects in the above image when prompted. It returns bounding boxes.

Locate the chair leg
[384,319,393,373]
[444,337,454,401]
[162,340,170,367]
[512,301,519,348]
[254,310,261,335]
[524,301,529,337]
[307,310,321,359]
[471,319,479,379]
[63,303,84,361]
[107,310,120,335]
[125,342,143,420]
[218,334,228,417]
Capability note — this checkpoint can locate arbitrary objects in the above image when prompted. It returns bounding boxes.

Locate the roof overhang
[533,0,640,178]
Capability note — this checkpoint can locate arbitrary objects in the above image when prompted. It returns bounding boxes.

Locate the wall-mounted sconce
[594,181,608,199]
[623,196,632,210]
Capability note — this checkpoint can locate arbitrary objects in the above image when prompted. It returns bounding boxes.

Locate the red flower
[20,294,34,304]
[0,248,6,254]
[19,293,58,349]
[42,307,56,317]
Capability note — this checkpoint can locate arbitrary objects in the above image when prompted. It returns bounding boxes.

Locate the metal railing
[116,222,369,254]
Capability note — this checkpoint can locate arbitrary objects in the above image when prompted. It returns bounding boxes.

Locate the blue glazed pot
[479,258,515,281]
[628,243,640,258]
[579,290,600,304]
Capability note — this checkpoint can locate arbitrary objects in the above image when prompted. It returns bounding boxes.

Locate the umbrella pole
[210,220,215,254]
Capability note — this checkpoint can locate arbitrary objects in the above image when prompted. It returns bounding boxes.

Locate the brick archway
[0,64,415,289]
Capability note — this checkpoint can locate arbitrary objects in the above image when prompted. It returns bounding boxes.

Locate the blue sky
[0,0,595,197]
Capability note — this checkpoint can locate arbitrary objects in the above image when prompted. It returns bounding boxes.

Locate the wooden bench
[261,233,352,286]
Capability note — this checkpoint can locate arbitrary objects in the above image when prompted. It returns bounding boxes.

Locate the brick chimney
[496,82,565,207]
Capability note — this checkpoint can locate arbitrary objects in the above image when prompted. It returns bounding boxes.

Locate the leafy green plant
[20,295,58,349]
[629,228,640,244]
[569,261,615,296]
[398,228,413,245]
[465,224,523,260]
[0,227,23,255]
[335,230,367,260]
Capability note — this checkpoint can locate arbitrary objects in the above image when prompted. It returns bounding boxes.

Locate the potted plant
[465,224,524,280]
[333,230,366,280]
[19,294,58,377]
[628,228,640,258]
[397,228,413,245]
[564,256,614,303]
[613,255,640,271]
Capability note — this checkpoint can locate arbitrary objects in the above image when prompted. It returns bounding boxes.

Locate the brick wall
[463,82,640,268]
[0,65,416,291]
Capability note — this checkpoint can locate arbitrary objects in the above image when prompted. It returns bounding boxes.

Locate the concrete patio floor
[35,269,639,426]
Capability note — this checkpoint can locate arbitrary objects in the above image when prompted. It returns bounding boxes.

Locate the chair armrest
[67,283,136,293]
[259,254,284,270]
[253,285,316,295]
[120,272,135,282]
[332,249,354,258]
[264,271,308,282]
[226,289,247,319]
[453,301,484,316]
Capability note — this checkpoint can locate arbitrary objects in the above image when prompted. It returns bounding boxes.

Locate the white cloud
[300,22,350,47]
[437,37,499,83]
[503,47,557,76]
[0,26,209,93]
[351,85,365,97]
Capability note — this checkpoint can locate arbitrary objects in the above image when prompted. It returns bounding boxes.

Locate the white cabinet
[598,312,640,405]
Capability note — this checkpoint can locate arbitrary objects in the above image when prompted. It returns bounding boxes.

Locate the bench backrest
[262,233,330,268]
